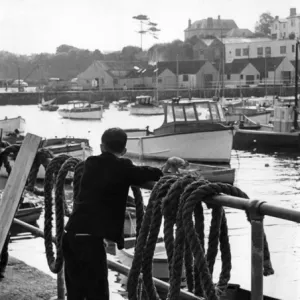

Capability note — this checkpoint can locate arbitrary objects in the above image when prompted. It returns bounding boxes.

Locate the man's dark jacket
[65,152,163,249]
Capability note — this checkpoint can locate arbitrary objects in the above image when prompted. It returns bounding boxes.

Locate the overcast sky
[0,0,299,55]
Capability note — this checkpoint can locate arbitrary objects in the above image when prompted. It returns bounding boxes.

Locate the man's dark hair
[101,127,127,153]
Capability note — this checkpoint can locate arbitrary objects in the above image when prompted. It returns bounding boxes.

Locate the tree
[255,12,274,36]
[289,32,296,40]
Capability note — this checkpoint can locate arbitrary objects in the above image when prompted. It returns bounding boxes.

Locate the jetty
[1,133,300,300]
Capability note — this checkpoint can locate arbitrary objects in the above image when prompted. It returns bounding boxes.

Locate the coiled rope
[127,176,275,300]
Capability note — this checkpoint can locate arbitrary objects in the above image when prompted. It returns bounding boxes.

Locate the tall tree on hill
[255,12,274,36]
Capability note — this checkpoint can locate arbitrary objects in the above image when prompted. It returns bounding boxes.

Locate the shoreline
[0,256,57,300]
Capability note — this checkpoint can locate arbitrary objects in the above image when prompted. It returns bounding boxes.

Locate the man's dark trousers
[62,231,109,300]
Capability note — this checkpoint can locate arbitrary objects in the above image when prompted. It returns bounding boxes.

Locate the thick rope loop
[127,175,175,300]
[55,157,82,218]
[44,154,71,274]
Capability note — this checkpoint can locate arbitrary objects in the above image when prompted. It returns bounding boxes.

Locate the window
[275,24,278,30]
[199,49,204,55]
[291,19,295,27]
[280,46,286,54]
[113,78,118,85]
[166,105,174,123]
[210,103,220,121]
[173,106,185,121]
[184,105,196,121]
[257,47,263,56]
[243,48,249,56]
[265,47,271,57]
[227,74,231,80]
[292,45,295,53]
[158,78,163,83]
[257,74,260,79]
[183,74,189,82]
[195,103,211,120]
[235,49,241,56]
[240,74,244,79]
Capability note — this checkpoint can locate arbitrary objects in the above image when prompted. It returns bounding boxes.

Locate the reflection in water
[1,105,300,299]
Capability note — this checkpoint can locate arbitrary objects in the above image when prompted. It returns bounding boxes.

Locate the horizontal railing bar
[12,218,202,300]
[138,182,300,223]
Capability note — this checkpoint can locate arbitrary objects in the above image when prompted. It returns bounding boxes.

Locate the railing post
[57,265,65,300]
[248,200,265,300]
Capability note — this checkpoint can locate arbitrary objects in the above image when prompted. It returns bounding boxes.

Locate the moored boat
[179,163,235,184]
[38,97,59,111]
[128,95,164,115]
[0,137,93,179]
[125,99,234,164]
[58,100,104,120]
[0,116,25,135]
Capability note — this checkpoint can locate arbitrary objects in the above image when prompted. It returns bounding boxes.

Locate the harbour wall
[0,86,297,105]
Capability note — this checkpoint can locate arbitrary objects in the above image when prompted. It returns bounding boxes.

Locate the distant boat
[125,98,234,164]
[38,97,59,111]
[58,100,104,120]
[128,95,164,116]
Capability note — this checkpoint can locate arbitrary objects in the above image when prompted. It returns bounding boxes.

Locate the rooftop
[221,37,272,44]
[186,17,238,31]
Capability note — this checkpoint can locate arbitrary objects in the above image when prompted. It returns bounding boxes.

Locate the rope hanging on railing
[127,176,275,300]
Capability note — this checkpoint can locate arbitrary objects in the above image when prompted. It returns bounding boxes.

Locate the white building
[223,37,297,63]
[271,8,300,40]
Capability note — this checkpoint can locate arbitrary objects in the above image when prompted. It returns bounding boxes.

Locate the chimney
[290,8,296,17]
[188,19,191,28]
[275,15,279,20]
[207,17,213,28]
[218,15,220,20]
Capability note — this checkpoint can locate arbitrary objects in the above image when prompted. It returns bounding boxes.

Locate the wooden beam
[0,133,41,252]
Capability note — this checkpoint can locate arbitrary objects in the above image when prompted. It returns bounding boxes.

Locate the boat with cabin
[128,95,164,115]
[58,100,104,120]
[125,98,234,164]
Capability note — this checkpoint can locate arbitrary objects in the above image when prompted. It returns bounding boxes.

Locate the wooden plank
[0,133,41,252]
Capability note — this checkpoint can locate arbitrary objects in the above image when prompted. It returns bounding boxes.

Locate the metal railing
[11,189,300,300]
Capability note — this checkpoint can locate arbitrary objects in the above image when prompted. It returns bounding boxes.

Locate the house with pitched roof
[157,60,219,89]
[225,28,254,38]
[184,16,238,40]
[121,60,218,90]
[76,60,148,89]
[193,38,224,64]
[225,57,295,85]
[224,60,260,87]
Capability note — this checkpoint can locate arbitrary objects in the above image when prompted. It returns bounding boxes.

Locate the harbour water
[1,104,300,300]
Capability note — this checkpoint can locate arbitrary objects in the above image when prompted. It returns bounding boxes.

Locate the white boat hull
[58,109,103,120]
[0,116,26,134]
[129,106,164,115]
[126,130,233,163]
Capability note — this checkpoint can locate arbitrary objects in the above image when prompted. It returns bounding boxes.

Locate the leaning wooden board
[0,133,41,252]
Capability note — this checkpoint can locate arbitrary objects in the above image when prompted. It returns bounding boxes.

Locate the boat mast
[156,48,159,103]
[294,40,299,130]
[176,54,179,97]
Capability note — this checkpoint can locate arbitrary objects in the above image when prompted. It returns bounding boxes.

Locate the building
[224,60,260,87]
[223,38,297,63]
[157,60,219,89]
[184,16,238,40]
[77,61,148,90]
[193,38,224,64]
[122,60,219,90]
[271,8,300,40]
[226,57,295,85]
[271,17,288,40]
[225,28,254,38]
